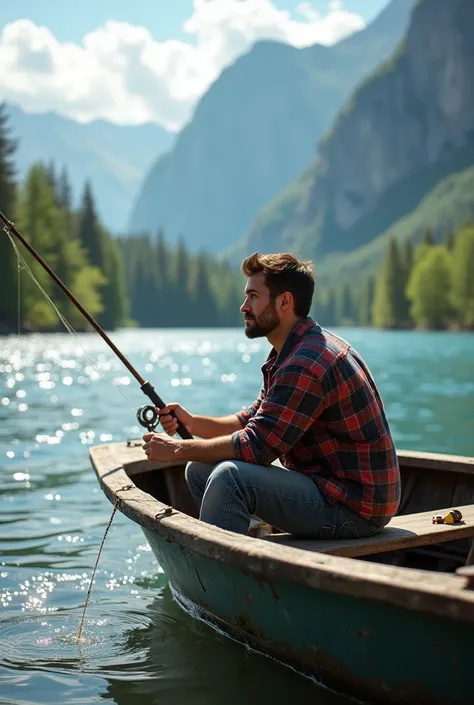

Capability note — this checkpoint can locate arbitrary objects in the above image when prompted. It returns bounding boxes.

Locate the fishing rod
[0,210,192,440]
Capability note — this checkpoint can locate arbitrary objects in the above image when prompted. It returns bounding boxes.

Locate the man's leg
[185,460,215,509]
[185,459,379,538]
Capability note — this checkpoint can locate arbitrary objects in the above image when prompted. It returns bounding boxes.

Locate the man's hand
[156,403,194,436]
[142,432,181,462]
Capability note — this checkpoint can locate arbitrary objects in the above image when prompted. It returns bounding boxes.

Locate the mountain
[6,104,174,232]
[243,0,474,281]
[129,0,414,252]
[319,164,474,285]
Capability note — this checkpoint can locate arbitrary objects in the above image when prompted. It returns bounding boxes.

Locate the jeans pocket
[336,519,361,540]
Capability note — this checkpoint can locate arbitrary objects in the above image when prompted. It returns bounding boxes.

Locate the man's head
[240,252,315,340]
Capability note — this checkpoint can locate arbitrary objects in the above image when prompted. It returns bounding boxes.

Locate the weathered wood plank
[264,504,474,557]
[396,450,474,475]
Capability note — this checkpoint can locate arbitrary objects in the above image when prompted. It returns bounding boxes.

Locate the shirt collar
[263,316,316,372]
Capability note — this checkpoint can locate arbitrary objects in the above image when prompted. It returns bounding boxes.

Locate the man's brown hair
[241,252,315,317]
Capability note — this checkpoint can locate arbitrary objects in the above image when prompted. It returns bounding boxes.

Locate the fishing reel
[136,404,160,432]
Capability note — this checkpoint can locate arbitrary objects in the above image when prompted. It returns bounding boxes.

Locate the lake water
[1,327,473,705]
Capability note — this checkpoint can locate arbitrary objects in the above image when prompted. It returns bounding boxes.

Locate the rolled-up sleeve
[232,364,324,466]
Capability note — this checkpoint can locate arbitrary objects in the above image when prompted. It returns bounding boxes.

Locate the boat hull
[142,525,473,705]
[89,443,474,705]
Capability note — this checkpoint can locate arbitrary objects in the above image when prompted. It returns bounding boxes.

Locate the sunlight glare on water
[1,327,473,705]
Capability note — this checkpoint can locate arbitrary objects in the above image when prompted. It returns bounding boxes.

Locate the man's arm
[190,414,243,438]
[144,365,322,466]
[176,434,237,463]
[232,364,325,467]
[166,367,322,466]
[143,431,237,464]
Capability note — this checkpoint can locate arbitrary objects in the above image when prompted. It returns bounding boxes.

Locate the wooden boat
[90,442,474,705]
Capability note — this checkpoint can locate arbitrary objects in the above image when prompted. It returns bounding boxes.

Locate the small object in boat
[155,506,173,519]
[432,509,463,525]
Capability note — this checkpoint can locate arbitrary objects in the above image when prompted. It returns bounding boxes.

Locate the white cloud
[0,1,365,130]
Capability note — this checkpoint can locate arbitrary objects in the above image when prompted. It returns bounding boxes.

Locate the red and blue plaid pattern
[232,317,400,523]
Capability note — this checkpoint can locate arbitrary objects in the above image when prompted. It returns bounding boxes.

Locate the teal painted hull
[143,527,473,705]
[89,443,474,705]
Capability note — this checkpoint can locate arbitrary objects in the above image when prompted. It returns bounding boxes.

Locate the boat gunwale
[89,442,474,623]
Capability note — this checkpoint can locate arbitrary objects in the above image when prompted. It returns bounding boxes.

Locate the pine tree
[58,166,74,236]
[445,230,456,252]
[99,234,128,330]
[17,164,59,329]
[59,166,71,208]
[0,103,18,331]
[131,235,158,327]
[78,182,105,269]
[402,238,414,275]
[217,260,242,326]
[450,223,474,329]
[17,164,104,331]
[399,238,414,327]
[224,282,243,326]
[407,246,453,329]
[154,231,170,326]
[372,237,405,328]
[46,160,56,196]
[173,237,192,326]
[324,289,337,327]
[336,284,353,325]
[55,233,105,329]
[358,276,375,326]
[421,229,435,247]
[193,253,220,327]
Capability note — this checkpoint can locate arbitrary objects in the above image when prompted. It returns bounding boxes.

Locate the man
[143,252,400,538]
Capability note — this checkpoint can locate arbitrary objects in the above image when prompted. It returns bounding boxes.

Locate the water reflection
[0,328,473,705]
[101,590,353,705]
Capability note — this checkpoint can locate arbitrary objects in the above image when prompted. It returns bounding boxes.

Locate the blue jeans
[185,459,383,538]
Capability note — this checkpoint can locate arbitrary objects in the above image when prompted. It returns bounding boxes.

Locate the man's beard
[244,301,280,338]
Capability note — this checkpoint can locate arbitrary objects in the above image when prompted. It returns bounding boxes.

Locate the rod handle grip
[140,381,193,440]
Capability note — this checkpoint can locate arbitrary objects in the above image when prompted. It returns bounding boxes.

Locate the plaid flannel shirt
[232,317,400,523]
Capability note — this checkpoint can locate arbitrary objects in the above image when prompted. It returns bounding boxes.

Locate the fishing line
[2,211,193,441]
[17,254,23,336]
[3,217,193,646]
[77,497,120,643]
[7,233,137,413]
[7,234,143,645]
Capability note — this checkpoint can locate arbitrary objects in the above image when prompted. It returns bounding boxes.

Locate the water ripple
[0,328,473,705]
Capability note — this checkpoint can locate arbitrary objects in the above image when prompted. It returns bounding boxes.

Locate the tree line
[119,234,242,328]
[0,104,242,333]
[315,228,474,330]
[1,103,472,333]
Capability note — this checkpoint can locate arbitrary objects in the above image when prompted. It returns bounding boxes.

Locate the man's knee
[204,461,240,495]
[185,460,212,488]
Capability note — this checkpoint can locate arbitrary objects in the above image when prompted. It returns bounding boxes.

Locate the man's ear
[279,291,293,312]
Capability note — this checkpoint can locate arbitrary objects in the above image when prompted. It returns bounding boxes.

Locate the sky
[0,0,391,131]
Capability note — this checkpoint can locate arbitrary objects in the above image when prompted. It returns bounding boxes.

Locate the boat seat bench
[263,503,474,560]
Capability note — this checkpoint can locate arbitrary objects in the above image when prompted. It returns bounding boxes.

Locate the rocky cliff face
[247,0,474,260]
[128,0,413,252]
